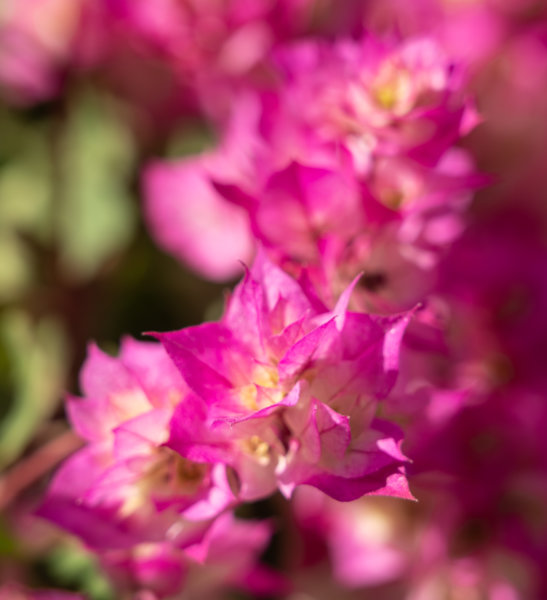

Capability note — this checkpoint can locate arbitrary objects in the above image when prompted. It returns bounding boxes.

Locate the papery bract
[38,338,235,551]
[101,512,281,599]
[148,31,481,309]
[292,487,409,588]
[158,252,414,502]
[144,155,254,281]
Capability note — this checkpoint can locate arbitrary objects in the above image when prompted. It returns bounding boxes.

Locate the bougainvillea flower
[101,512,281,599]
[142,92,263,281]
[403,506,536,600]
[214,161,364,266]
[407,556,531,600]
[292,487,410,588]
[157,251,414,502]
[151,31,481,298]
[261,33,479,173]
[39,338,235,550]
[215,152,481,312]
[0,0,86,103]
[103,0,322,122]
[439,209,547,392]
[144,153,255,281]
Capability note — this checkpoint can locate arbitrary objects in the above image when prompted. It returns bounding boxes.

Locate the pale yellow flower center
[120,448,206,517]
[238,364,282,411]
[241,435,271,465]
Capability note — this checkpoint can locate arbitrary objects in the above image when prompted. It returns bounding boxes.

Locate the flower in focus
[159,251,414,502]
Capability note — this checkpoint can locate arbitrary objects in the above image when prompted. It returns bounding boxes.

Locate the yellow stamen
[242,435,271,465]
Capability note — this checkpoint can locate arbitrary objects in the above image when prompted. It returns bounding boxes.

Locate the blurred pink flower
[0,0,85,102]
[144,154,254,281]
[101,512,281,599]
[39,338,235,550]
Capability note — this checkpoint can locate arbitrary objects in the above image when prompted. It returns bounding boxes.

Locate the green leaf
[46,541,114,600]
[0,516,19,557]
[0,232,34,303]
[0,122,54,244]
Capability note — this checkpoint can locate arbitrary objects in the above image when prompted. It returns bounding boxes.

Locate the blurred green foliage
[0,90,137,470]
[43,542,114,600]
[0,109,53,302]
[0,311,67,470]
[58,93,136,281]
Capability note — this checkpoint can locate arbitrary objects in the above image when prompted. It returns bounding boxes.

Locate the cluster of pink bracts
[2,0,547,599]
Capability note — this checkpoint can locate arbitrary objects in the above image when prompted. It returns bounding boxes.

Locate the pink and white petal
[143,156,254,281]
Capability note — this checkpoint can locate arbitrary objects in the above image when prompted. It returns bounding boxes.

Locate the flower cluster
[145,31,482,314]
[3,0,544,598]
[38,253,413,597]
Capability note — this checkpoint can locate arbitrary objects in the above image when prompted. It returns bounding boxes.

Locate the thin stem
[0,429,82,512]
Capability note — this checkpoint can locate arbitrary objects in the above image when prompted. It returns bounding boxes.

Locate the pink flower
[104,0,321,120]
[264,33,478,173]
[101,512,281,599]
[143,154,255,282]
[0,0,86,103]
[142,93,262,281]
[147,31,481,299]
[158,252,414,502]
[39,338,235,550]
[292,487,409,588]
[216,154,481,312]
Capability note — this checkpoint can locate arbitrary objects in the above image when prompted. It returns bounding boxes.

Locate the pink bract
[101,512,280,599]
[143,154,255,282]
[38,338,235,551]
[158,251,414,502]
